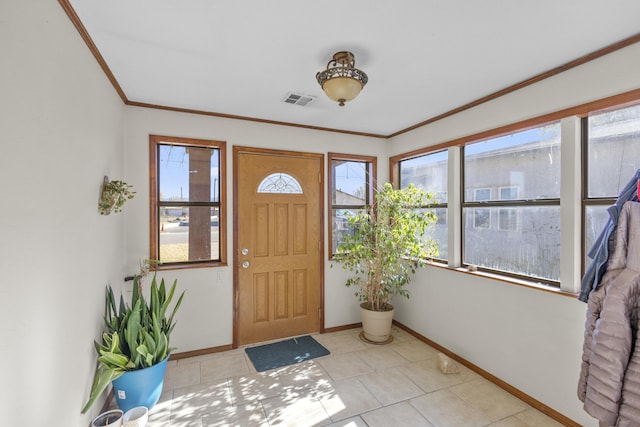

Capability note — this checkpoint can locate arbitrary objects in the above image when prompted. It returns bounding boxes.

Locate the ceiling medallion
[316,51,368,106]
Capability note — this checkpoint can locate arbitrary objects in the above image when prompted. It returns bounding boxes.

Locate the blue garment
[579,169,640,302]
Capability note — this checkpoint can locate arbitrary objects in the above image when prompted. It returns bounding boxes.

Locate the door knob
[242,248,249,255]
[242,261,250,269]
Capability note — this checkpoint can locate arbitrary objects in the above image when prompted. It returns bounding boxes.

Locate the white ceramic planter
[91,409,123,427]
[360,303,395,343]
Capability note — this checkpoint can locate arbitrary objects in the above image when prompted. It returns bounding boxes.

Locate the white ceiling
[67,0,640,137]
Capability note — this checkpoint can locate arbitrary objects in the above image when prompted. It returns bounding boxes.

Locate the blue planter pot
[112,355,169,413]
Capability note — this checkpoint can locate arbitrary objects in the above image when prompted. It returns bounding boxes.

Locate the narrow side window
[328,153,376,258]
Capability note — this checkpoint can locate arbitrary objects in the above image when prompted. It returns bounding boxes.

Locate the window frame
[461,122,561,286]
[328,152,377,259]
[391,149,449,263]
[149,134,227,270]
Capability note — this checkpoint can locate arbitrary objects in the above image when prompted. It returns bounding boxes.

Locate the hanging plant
[99,177,135,215]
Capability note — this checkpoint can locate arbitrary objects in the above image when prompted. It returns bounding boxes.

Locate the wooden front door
[234,147,323,346]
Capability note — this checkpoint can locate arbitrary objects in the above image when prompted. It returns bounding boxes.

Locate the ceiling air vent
[283,92,316,106]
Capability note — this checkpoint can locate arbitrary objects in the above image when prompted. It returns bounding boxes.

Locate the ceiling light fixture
[316,51,368,107]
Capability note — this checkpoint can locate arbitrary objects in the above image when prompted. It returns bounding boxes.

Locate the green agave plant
[81,274,184,414]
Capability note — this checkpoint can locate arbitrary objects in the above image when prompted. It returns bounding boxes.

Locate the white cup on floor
[122,406,148,427]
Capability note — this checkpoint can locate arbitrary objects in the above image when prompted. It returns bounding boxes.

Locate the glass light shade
[322,77,363,104]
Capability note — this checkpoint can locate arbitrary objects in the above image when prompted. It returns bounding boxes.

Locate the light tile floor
[110,327,565,426]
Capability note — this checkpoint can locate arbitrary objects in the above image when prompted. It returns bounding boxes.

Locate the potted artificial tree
[335,182,438,344]
[81,262,185,414]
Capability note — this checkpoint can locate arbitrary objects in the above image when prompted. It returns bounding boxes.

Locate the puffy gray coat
[578,201,640,426]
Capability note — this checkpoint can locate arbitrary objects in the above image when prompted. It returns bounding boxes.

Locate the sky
[464,123,560,156]
[159,145,220,201]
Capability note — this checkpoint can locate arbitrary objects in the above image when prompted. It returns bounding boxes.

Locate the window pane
[159,145,220,202]
[588,104,640,197]
[585,205,609,265]
[331,208,365,253]
[423,207,447,260]
[464,123,561,200]
[399,151,448,261]
[499,208,518,231]
[474,208,490,228]
[159,206,220,263]
[474,188,491,202]
[257,173,303,194]
[500,187,518,200]
[399,150,448,203]
[332,160,367,205]
[463,206,560,281]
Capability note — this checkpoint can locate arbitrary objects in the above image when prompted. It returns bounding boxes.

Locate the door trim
[232,146,325,348]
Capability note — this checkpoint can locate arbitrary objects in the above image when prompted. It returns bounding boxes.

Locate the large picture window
[389,92,640,293]
[150,135,226,267]
[328,153,376,258]
[397,150,448,261]
[463,122,561,283]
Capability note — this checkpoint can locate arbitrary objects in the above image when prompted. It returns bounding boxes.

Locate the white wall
[122,106,389,352]
[0,1,125,426]
[4,1,638,425]
[390,42,640,426]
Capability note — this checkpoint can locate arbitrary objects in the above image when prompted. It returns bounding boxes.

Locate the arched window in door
[257,173,303,194]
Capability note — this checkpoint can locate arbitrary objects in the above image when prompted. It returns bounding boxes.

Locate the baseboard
[324,322,362,334]
[170,344,233,360]
[391,320,580,427]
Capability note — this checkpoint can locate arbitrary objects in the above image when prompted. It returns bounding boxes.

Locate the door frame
[232,146,325,348]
